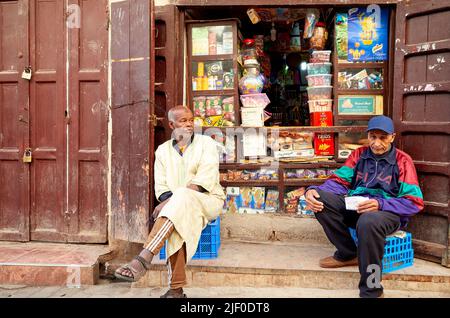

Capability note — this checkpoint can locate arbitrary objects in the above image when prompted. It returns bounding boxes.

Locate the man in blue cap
[305,115,424,298]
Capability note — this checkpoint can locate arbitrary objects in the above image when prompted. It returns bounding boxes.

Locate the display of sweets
[298,195,315,217]
[193,96,206,117]
[286,187,306,199]
[252,187,266,210]
[265,190,279,212]
[205,96,223,116]
[221,169,278,182]
[225,194,241,214]
[222,96,235,123]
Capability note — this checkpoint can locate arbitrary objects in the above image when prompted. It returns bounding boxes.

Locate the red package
[310,111,333,127]
[314,133,335,156]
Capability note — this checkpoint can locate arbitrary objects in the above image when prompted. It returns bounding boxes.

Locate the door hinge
[105,5,110,31]
[149,114,163,127]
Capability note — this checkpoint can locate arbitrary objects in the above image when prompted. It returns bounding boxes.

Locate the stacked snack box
[306,51,335,156]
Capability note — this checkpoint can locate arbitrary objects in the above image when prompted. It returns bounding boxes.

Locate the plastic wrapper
[194,117,204,127]
[265,190,279,212]
[316,169,328,179]
[303,9,319,39]
[222,96,235,123]
[286,187,305,199]
[205,96,223,116]
[193,96,207,118]
[204,115,223,127]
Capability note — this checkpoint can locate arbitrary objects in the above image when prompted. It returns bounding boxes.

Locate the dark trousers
[314,190,401,298]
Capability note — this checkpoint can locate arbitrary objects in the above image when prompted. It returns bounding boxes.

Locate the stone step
[0,242,113,286]
[220,213,331,244]
[132,240,450,293]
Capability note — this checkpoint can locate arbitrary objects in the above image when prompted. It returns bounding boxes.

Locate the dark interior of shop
[185,6,338,127]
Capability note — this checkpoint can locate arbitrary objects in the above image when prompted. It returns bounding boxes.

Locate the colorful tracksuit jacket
[310,145,424,226]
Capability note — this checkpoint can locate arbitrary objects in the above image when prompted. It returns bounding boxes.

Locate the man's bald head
[168,105,192,123]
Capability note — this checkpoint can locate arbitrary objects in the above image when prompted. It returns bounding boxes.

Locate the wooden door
[0,0,29,241]
[66,0,108,243]
[110,0,155,243]
[393,0,450,266]
[0,0,108,243]
[29,0,66,242]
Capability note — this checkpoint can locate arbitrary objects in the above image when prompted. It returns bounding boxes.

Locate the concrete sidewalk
[1,280,450,298]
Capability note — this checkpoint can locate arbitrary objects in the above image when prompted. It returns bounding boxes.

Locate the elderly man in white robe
[114,105,225,298]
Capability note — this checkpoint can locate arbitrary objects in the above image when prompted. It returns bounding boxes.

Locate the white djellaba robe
[154,133,226,261]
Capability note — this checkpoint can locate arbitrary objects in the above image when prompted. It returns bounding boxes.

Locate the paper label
[345,196,369,210]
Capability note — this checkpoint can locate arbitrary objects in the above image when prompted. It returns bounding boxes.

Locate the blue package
[348,6,389,62]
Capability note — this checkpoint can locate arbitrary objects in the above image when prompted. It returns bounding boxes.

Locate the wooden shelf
[191,54,234,61]
[220,163,277,169]
[335,114,376,121]
[220,180,279,186]
[219,162,342,169]
[200,125,368,133]
[280,162,341,169]
[284,179,327,186]
[335,89,384,95]
[336,62,385,68]
[192,89,235,95]
[268,49,311,54]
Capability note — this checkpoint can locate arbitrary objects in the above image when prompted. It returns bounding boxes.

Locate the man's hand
[305,189,324,213]
[152,199,169,220]
[357,199,379,213]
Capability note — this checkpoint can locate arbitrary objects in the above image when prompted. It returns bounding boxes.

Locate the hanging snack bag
[205,96,223,117]
[222,96,236,124]
[193,96,206,118]
[303,9,319,39]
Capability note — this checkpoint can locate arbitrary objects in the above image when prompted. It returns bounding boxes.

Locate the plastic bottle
[198,62,205,77]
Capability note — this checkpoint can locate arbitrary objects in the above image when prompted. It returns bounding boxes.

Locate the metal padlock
[22,66,32,80]
[23,148,32,163]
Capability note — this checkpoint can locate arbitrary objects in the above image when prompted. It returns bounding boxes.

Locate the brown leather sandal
[114,255,151,282]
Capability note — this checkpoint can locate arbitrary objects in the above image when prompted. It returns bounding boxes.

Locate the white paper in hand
[345,196,369,211]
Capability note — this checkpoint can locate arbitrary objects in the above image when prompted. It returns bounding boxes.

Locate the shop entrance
[177,1,450,266]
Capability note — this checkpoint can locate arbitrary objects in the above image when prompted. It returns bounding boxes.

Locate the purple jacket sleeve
[307,179,349,196]
[374,197,422,218]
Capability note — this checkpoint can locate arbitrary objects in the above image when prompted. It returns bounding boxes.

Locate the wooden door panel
[111,0,154,242]
[67,0,108,243]
[29,0,66,242]
[0,0,29,241]
[393,0,450,265]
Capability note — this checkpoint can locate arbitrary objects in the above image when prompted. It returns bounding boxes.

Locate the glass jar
[241,39,257,64]
[239,62,265,94]
[309,22,328,50]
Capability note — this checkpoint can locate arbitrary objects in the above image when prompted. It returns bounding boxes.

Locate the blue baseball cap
[367,115,394,134]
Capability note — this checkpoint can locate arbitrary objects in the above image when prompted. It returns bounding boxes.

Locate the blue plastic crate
[349,228,414,273]
[159,217,221,260]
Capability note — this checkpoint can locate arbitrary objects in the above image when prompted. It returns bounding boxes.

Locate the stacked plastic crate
[306,51,334,157]
[349,228,414,273]
[160,217,221,260]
